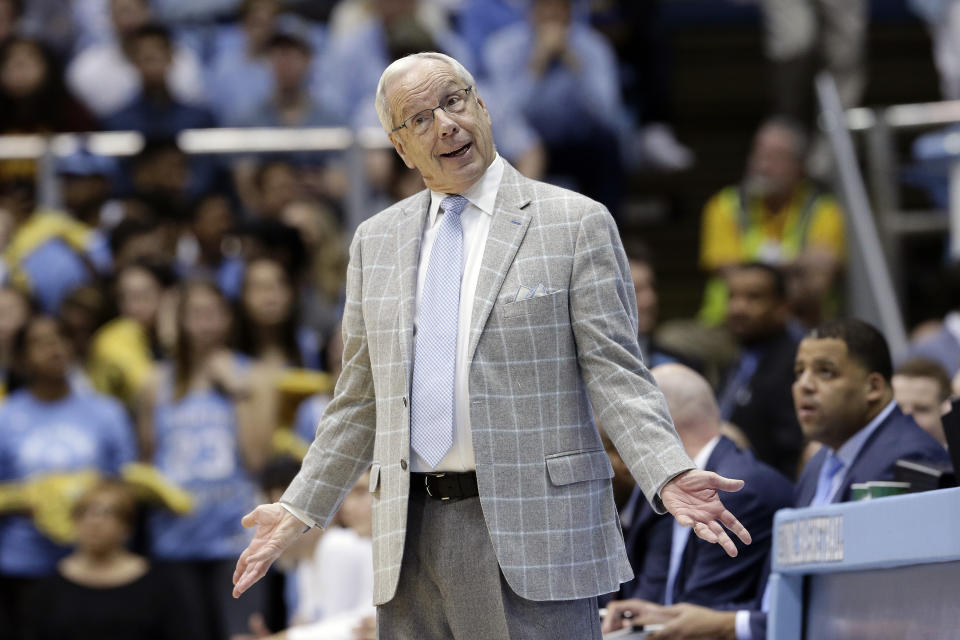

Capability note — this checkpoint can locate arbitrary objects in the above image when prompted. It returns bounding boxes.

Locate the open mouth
[441,143,471,158]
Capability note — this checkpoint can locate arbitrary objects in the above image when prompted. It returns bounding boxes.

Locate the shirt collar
[830,399,897,469]
[428,153,504,227]
[691,435,722,469]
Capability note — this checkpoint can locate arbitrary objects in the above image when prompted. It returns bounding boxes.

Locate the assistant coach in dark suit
[604,319,950,639]
[607,365,792,620]
[231,52,751,638]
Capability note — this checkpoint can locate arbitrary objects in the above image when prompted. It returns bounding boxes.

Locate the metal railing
[816,72,908,357]
[0,126,394,233]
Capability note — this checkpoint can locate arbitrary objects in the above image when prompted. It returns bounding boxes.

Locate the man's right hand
[232,503,307,598]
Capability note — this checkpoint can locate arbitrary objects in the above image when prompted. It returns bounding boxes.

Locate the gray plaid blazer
[282,162,695,605]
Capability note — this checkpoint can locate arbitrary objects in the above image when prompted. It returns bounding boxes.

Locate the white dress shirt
[411,154,504,472]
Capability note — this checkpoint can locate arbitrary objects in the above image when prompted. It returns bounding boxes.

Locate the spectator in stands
[102,24,215,136]
[176,192,245,300]
[716,263,803,479]
[66,0,206,119]
[483,0,628,217]
[57,285,107,385]
[236,256,318,370]
[206,0,282,125]
[603,319,951,639]
[628,246,694,370]
[3,184,108,315]
[758,0,866,125]
[280,199,347,341]
[605,364,791,615]
[88,261,173,411]
[0,315,136,636]
[0,36,96,135]
[20,479,206,639]
[292,319,342,445]
[55,151,120,263]
[893,357,953,448]
[109,216,177,273]
[236,20,340,130]
[0,285,30,400]
[318,0,473,126]
[699,117,845,328]
[138,280,270,640]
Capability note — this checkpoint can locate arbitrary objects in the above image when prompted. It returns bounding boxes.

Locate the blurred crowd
[0,0,958,639]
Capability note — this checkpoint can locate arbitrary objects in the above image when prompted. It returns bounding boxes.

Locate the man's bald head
[652,364,721,454]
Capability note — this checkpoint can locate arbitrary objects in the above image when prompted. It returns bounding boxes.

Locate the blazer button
[400,458,408,471]
[402,396,408,407]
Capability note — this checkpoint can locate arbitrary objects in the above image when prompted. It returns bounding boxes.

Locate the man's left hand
[660,469,751,557]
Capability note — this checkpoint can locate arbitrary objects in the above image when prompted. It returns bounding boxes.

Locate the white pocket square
[513,282,549,302]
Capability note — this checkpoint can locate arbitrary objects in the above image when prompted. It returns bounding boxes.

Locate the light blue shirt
[734,400,898,639]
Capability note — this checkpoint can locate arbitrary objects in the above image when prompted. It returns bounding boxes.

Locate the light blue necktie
[810,452,845,507]
[410,195,468,468]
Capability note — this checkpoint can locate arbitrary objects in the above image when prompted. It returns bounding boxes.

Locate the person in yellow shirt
[699,117,845,327]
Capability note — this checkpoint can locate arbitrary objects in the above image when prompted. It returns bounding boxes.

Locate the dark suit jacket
[619,437,793,608]
[725,330,803,479]
[748,405,951,639]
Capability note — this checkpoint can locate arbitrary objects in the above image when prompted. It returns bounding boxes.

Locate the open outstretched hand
[660,469,751,558]
[232,503,306,598]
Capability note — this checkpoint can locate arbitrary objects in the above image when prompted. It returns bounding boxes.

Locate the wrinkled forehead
[387,60,464,117]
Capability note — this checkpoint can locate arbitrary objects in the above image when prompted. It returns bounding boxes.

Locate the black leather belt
[412,471,479,501]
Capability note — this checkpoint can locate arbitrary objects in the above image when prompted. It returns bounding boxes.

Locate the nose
[434,108,459,138]
[794,368,815,393]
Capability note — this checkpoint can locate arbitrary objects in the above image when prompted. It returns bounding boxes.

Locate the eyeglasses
[391,86,474,135]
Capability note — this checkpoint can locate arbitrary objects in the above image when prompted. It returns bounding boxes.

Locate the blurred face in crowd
[892,374,950,446]
[792,337,886,450]
[73,484,135,556]
[726,267,787,343]
[744,123,804,200]
[387,59,495,194]
[1,40,47,99]
[0,287,29,346]
[182,285,231,353]
[243,0,280,50]
[193,194,233,259]
[62,174,111,224]
[23,316,70,383]
[630,259,658,336]
[258,162,299,218]
[243,258,293,328]
[269,41,311,92]
[118,265,162,328]
[131,34,172,88]
[133,147,188,199]
[111,0,149,38]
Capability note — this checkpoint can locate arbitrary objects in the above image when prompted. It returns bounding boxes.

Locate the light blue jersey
[0,389,136,577]
[147,357,257,560]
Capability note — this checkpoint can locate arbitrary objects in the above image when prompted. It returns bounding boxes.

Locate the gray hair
[375,52,477,134]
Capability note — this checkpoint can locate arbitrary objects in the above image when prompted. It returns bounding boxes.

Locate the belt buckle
[424,473,450,501]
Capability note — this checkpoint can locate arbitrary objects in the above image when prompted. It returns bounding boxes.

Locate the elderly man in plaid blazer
[233,52,751,638]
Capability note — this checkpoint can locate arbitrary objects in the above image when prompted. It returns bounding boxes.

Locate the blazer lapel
[466,163,532,363]
[395,190,431,390]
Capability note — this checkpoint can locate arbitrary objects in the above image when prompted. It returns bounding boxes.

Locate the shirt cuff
[735,610,753,640]
[279,501,316,529]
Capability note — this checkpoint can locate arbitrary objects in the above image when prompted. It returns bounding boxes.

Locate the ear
[389,133,415,170]
[864,372,886,404]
